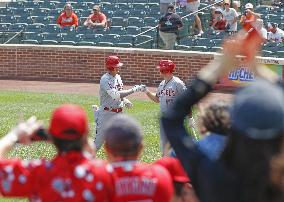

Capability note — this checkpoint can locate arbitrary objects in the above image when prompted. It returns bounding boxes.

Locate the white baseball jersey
[99,72,124,109]
[156,76,186,114]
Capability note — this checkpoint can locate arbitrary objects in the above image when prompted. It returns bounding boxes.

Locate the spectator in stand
[158,4,183,50]
[223,0,239,32]
[161,34,284,202]
[57,3,78,29]
[240,3,260,29]
[178,0,187,9]
[211,8,227,31]
[255,19,268,41]
[103,114,174,202]
[267,23,284,42]
[155,156,200,202]
[160,0,176,15]
[84,5,107,29]
[186,0,204,36]
[0,104,113,201]
[196,101,230,161]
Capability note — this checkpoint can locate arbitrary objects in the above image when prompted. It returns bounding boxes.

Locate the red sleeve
[57,13,63,27]
[73,13,79,27]
[152,165,174,202]
[0,159,36,197]
[100,13,107,24]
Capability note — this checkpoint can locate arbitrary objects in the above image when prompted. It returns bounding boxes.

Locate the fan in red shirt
[57,3,79,29]
[84,5,107,29]
[0,104,113,202]
[103,114,174,202]
[211,8,227,31]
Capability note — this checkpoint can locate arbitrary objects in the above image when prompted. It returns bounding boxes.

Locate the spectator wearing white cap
[240,3,261,29]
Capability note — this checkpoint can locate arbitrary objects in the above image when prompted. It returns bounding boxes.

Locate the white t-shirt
[260,27,267,40]
[268,28,284,42]
[222,8,238,31]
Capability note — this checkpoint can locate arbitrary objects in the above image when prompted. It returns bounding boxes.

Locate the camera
[31,128,50,141]
[243,10,248,16]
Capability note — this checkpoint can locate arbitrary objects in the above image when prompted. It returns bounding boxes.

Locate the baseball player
[103,114,174,202]
[144,59,187,155]
[0,104,113,201]
[93,55,145,151]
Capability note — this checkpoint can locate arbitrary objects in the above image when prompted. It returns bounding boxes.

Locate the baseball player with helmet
[144,59,187,155]
[93,55,145,151]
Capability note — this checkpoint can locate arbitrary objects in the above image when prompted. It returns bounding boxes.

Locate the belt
[104,107,123,113]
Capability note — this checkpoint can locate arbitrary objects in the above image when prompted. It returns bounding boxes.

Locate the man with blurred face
[84,5,107,29]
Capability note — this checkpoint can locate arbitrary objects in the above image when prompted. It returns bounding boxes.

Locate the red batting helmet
[156,60,176,73]
[106,56,123,71]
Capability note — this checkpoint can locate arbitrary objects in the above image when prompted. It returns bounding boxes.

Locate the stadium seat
[147,9,161,19]
[261,50,273,57]
[276,51,284,58]
[80,33,103,45]
[175,45,190,51]
[32,16,49,24]
[14,16,33,24]
[100,34,120,44]
[8,23,27,32]
[147,3,159,11]
[140,26,157,38]
[111,17,127,27]
[128,17,144,27]
[109,26,126,35]
[22,33,44,44]
[77,41,95,46]
[7,1,22,9]
[178,37,196,46]
[0,23,10,33]
[189,46,208,52]
[132,3,147,11]
[42,24,61,34]
[126,26,141,35]
[38,1,55,9]
[76,26,94,35]
[115,3,131,10]
[22,1,39,9]
[118,34,135,44]
[41,40,58,45]
[100,2,115,11]
[117,0,132,4]
[210,46,223,52]
[30,8,48,17]
[25,24,44,34]
[112,10,129,18]
[1,15,16,24]
[0,8,13,15]
[41,33,63,43]
[4,32,23,44]
[134,34,153,48]
[144,17,158,27]
[128,10,146,18]
[96,41,114,47]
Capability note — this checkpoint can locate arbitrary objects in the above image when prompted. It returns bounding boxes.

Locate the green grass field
[0,90,162,161]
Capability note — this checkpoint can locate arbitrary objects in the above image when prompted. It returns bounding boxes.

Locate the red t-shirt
[0,152,113,202]
[213,19,227,31]
[57,12,79,28]
[107,161,174,202]
[89,13,107,25]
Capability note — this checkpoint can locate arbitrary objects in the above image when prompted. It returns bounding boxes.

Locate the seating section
[0,0,283,57]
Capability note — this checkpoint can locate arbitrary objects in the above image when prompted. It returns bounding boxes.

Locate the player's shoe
[92,105,98,112]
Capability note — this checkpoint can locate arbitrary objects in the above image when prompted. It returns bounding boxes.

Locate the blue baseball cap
[230,79,284,139]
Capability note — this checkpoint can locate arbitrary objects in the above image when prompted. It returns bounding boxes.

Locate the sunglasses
[215,11,222,14]
[224,3,229,5]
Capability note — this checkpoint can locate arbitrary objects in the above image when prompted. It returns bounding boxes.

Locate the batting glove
[140,84,147,92]
[132,85,141,93]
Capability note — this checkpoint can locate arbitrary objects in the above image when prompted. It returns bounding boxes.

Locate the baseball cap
[230,79,284,140]
[155,157,190,183]
[49,104,88,140]
[93,5,100,11]
[215,8,223,13]
[245,3,253,9]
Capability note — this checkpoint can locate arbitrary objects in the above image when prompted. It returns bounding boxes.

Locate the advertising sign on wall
[214,56,284,89]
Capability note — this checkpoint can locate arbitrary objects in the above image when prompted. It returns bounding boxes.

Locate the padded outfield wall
[0,44,283,87]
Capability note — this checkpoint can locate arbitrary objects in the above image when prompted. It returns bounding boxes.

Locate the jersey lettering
[115,177,157,197]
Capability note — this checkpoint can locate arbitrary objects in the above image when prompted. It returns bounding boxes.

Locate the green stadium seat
[128,17,144,27]
[140,26,157,38]
[80,33,103,45]
[42,33,63,42]
[22,33,44,43]
[0,23,10,33]
[144,17,158,27]
[25,24,44,33]
[175,45,190,51]
[21,39,39,44]
[42,24,61,34]
[100,34,120,43]
[210,46,223,52]
[41,40,58,45]
[178,37,196,46]
[128,10,146,18]
[261,50,273,57]
[132,3,147,10]
[8,23,26,32]
[109,26,126,35]
[118,34,135,44]
[126,26,141,35]
[134,34,153,48]
[111,17,127,27]
[112,10,129,18]
[115,3,131,10]
[97,41,114,47]
[276,51,284,58]
[77,41,95,46]
[189,45,208,52]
